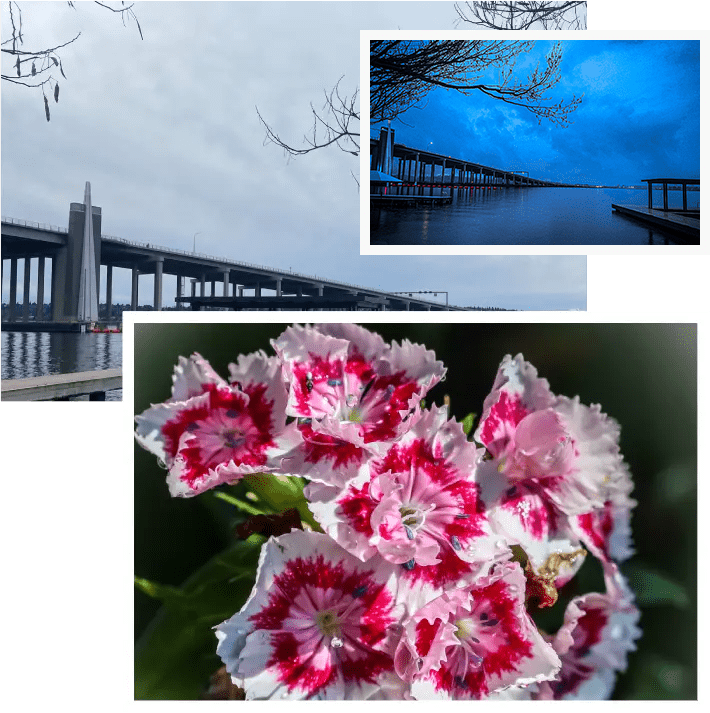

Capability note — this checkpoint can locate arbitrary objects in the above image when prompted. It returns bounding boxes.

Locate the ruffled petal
[216,530,405,700]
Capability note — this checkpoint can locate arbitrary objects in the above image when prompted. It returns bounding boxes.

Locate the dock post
[647,181,653,209]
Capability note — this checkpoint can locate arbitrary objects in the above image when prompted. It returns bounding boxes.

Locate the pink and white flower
[135,352,298,497]
[394,562,561,699]
[215,530,405,700]
[273,325,445,486]
[535,564,641,700]
[306,406,505,594]
[475,354,631,518]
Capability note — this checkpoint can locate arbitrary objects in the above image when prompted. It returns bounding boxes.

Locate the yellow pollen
[315,610,342,638]
[454,618,474,640]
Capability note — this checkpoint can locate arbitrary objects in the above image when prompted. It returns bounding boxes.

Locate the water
[370,187,700,245]
[1,331,123,400]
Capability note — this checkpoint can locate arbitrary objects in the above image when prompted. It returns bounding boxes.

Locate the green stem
[213,491,266,516]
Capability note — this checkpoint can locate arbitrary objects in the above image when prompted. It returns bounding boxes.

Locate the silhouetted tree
[454,2,587,30]
[2,1,142,121]
[371,40,582,126]
[260,37,580,160]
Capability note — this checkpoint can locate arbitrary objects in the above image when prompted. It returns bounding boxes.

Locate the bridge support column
[238,286,243,297]
[317,285,323,297]
[153,258,164,310]
[37,257,45,321]
[223,270,230,296]
[191,279,196,298]
[131,266,139,310]
[105,264,112,320]
[175,272,182,309]
[22,257,31,321]
[7,257,17,322]
[275,278,282,297]
[200,274,205,297]
[210,279,216,297]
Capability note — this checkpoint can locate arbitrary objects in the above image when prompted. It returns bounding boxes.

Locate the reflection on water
[1,332,123,401]
[371,187,700,245]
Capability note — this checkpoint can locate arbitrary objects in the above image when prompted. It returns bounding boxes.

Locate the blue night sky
[379,40,700,186]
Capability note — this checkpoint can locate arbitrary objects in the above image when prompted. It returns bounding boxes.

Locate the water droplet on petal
[331,636,344,648]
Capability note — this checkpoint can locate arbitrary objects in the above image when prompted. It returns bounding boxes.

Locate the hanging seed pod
[54,83,59,103]
[44,94,50,122]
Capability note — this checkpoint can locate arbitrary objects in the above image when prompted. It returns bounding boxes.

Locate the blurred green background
[134,322,696,699]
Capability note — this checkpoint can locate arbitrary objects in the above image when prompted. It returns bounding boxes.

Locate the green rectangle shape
[587,0,710,30]
[587,255,710,310]
[0,402,122,713]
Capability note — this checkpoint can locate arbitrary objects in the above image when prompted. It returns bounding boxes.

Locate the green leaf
[624,562,690,609]
[135,537,263,699]
[461,412,477,436]
[213,490,265,516]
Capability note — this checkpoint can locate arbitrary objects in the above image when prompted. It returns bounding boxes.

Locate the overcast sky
[1,1,586,311]
[385,39,700,185]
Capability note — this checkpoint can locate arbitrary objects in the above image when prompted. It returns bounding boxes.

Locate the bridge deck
[611,204,700,242]
[2,368,122,401]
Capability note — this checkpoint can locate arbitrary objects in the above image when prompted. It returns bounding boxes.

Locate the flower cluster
[135,325,641,700]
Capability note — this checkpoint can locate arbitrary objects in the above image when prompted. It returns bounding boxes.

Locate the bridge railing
[2,216,68,233]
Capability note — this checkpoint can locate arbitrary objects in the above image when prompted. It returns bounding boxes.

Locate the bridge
[370,127,577,202]
[1,186,467,328]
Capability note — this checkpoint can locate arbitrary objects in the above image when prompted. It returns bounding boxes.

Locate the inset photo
[363,32,700,249]
[134,321,696,700]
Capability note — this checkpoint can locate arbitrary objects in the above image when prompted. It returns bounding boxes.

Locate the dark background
[134,322,696,699]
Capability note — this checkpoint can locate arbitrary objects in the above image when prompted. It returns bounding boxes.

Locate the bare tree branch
[454,2,587,31]
[256,77,359,158]
[2,0,143,121]
[370,40,582,127]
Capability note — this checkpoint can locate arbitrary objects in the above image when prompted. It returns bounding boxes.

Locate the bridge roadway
[1,217,463,314]
[370,136,577,193]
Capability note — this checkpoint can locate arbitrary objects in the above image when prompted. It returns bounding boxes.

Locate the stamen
[451,536,462,551]
[185,422,200,432]
[402,559,416,571]
[404,525,415,541]
[455,513,470,520]
[225,409,239,419]
[352,585,367,598]
[327,379,343,387]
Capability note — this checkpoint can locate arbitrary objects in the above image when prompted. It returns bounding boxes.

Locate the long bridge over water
[1,186,467,329]
[370,127,580,202]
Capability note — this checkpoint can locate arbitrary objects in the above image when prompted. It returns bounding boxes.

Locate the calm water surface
[371,187,700,245]
[1,331,123,400]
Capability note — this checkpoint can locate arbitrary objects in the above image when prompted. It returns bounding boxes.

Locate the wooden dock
[2,368,122,401]
[611,204,700,243]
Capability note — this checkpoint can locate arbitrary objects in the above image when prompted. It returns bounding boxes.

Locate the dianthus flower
[306,406,506,599]
[135,352,298,496]
[534,563,641,700]
[215,530,405,700]
[474,354,635,595]
[394,561,561,699]
[273,324,445,486]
